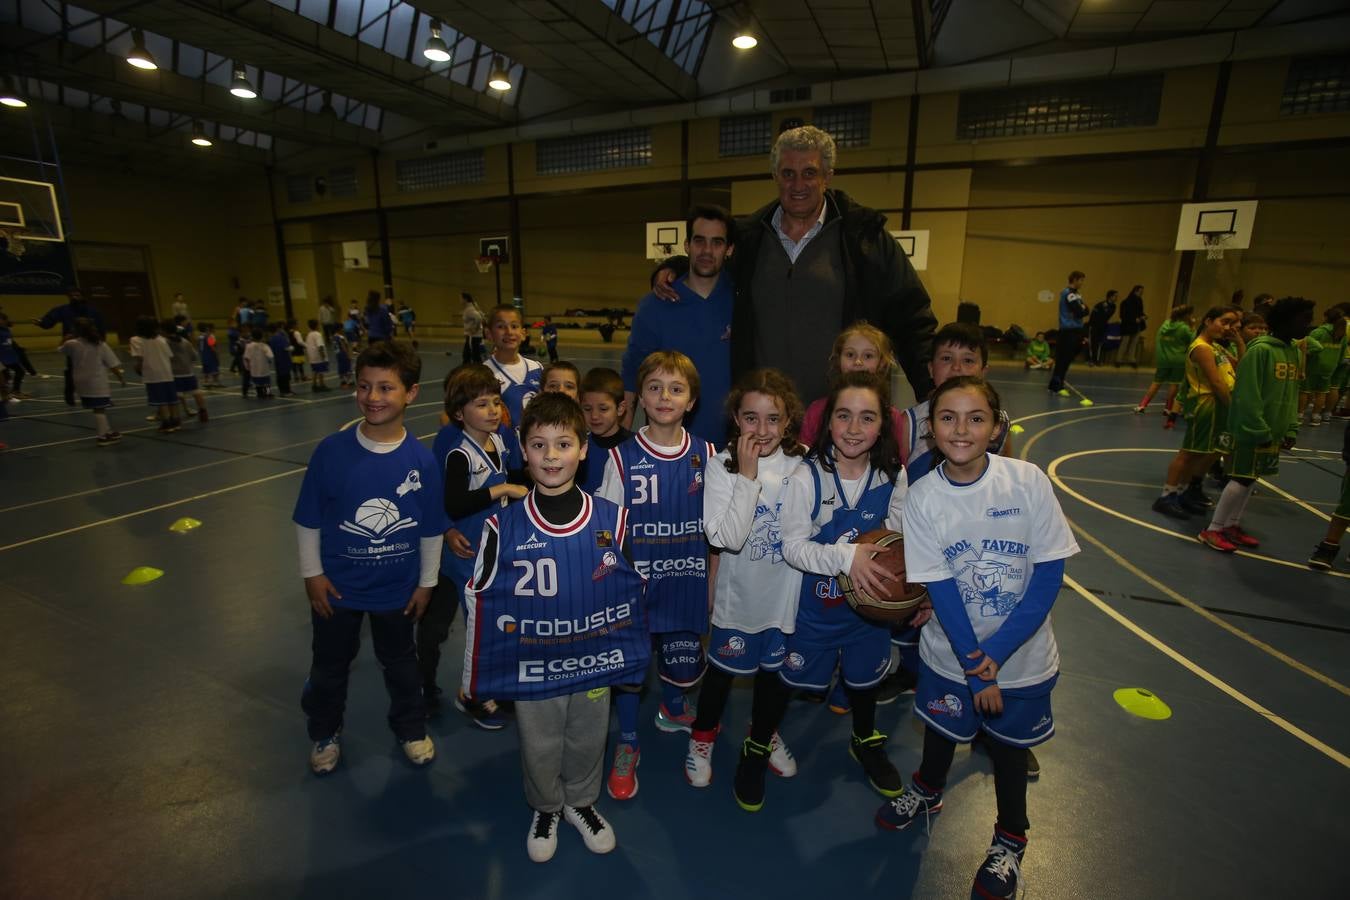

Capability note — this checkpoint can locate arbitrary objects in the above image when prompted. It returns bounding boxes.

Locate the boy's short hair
[355,340,421,389]
[686,203,736,244]
[1266,297,1315,333]
[637,350,700,401]
[444,364,500,415]
[542,360,580,386]
[519,392,586,444]
[931,322,989,366]
[488,304,521,327]
[580,367,624,403]
[1068,270,1086,282]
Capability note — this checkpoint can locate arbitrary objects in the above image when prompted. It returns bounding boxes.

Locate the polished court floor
[1,340,1345,899]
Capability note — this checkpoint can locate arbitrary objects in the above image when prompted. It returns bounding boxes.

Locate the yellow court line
[1010,404,1130,426]
[1259,477,1333,522]
[1064,576,1349,769]
[0,430,439,553]
[1047,448,1349,581]
[1060,475,1338,508]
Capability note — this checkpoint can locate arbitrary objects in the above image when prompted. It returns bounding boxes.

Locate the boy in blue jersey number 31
[293,341,449,775]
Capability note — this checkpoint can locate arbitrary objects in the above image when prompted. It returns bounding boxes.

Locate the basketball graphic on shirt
[340,497,419,543]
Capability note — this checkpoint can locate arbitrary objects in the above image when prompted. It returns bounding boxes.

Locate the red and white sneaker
[606,742,640,800]
[1197,529,1236,553]
[1221,525,1260,548]
[768,731,797,778]
[655,702,697,733]
[685,729,717,787]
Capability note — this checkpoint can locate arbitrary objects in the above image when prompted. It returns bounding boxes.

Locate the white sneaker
[401,734,435,766]
[526,809,559,863]
[768,731,797,778]
[685,731,715,787]
[309,733,341,774]
[564,804,616,854]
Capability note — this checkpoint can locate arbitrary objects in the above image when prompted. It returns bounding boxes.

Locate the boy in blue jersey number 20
[293,341,449,775]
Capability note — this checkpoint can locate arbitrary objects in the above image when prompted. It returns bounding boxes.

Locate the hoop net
[1203,232,1233,260]
[474,255,494,274]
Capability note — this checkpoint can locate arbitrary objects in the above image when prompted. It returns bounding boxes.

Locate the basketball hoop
[1202,232,1233,260]
[474,255,494,274]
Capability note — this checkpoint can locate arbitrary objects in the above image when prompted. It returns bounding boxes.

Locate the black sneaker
[1308,541,1340,571]
[455,692,506,730]
[1151,494,1190,520]
[876,668,918,705]
[849,731,903,797]
[1177,491,1210,516]
[1181,483,1213,510]
[972,827,1026,899]
[733,737,771,812]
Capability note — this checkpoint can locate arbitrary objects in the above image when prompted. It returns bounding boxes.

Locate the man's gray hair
[770,125,837,175]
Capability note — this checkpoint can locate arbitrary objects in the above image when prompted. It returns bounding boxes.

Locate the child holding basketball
[772,371,910,809]
[686,369,807,793]
[485,304,543,425]
[597,350,715,801]
[1151,306,1240,521]
[429,364,530,729]
[463,393,649,862]
[1201,297,1314,552]
[877,376,1078,900]
[1136,305,1195,427]
[577,367,630,495]
[293,341,447,775]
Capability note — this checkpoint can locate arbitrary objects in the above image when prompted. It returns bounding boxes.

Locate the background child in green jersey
[1307,419,1349,570]
[1300,305,1347,426]
[1024,332,1051,370]
[1136,305,1195,428]
[1201,297,1315,553]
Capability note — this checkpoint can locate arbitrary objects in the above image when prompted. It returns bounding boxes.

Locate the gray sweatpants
[516,687,610,812]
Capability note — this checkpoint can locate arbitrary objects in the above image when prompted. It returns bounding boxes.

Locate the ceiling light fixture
[732,31,758,50]
[229,63,257,99]
[487,56,511,91]
[126,29,158,70]
[423,20,452,63]
[1,75,27,108]
[190,121,212,147]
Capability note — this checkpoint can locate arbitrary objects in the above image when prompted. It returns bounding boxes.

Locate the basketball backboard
[341,240,370,270]
[887,229,929,271]
[1175,201,1257,252]
[646,220,686,261]
[479,235,510,262]
[0,176,65,243]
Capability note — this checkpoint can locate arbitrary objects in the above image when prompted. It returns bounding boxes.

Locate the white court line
[1259,477,1333,522]
[1010,404,1130,426]
[0,430,438,553]
[0,407,447,513]
[1064,575,1349,769]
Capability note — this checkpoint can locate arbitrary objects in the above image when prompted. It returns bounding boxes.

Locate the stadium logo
[519,650,627,683]
[396,469,423,497]
[515,531,549,551]
[926,694,963,717]
[340,498,418,543]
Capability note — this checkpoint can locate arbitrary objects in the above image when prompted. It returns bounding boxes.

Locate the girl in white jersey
[876,376,1078,900]
[685,369,807,791]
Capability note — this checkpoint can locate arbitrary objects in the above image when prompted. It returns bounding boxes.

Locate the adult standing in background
[171,293,190,329]
[656,125,936,403]
[33,287,105,406]
[1048,270,1088,393]
[363,290,393,343]
[318,297,337,339]
[1116,285,1146,369]
[460,292,485,363]
[1087,289,1117,366]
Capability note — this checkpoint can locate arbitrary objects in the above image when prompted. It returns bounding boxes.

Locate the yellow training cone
[168,517,202,534]
[1010,424,1025,435]
[122,566,165,586]
[1079,398,1094,407]
[1113,687,1171,720]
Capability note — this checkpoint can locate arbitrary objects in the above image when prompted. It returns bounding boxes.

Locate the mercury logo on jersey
[629,456,656,471]
[496,602,634,640]
[518,649,627,683]
[515,532,549,551]
[1033,715,1052,731]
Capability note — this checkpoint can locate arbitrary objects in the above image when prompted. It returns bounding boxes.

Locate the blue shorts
[708,626,787,675]
[174,375,199,393]
[778,626,892,691]
[81,396,111,410]
[311,362,329,373]
[145,381,177,405]
[656,630,706,687]
[914,662,1057,748]
[252,376,272,387]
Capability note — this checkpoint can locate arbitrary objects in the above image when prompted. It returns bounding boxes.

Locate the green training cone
[122,566,164,586]
[1113,687,1171,720]
[168,517,202,534]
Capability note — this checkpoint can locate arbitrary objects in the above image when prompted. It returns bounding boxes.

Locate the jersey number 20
[513,559,558,597]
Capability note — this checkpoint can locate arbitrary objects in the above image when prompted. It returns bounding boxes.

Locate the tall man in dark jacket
[658,126,937,403]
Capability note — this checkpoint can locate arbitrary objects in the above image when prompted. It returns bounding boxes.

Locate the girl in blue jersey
[686,369,807,794]
[876,376,1078,900]
[428,364,530,729]
[769,371,912,811]
[485,304,543,426]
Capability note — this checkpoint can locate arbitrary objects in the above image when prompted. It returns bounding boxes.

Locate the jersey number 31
[629,474,659,504]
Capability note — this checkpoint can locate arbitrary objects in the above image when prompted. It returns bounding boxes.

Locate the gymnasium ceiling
[1,0,1347,176]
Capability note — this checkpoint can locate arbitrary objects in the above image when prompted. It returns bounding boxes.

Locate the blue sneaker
[875,775,943,831]
[455,692,506,731]
[971,827,1026,899]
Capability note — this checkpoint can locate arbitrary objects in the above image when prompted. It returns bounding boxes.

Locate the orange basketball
[837,528,928,624]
